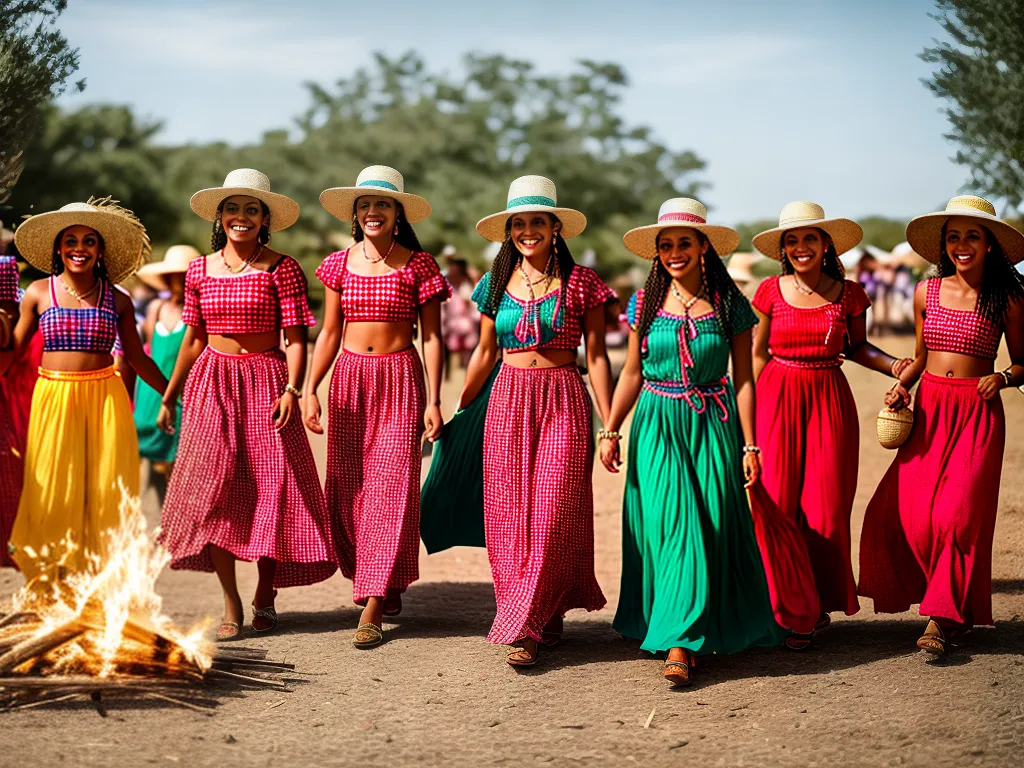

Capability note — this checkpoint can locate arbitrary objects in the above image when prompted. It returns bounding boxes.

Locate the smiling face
[355,195,398,238]
[57,225,103,276]
[943,216,990,274]
[782,227,827,274]
[220,195,268,244]
[656,227,707,281]
[509,212,560,260]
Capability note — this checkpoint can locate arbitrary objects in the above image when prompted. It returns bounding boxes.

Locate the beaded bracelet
[597,429,621,441]
[283,383,302,398]
[743,445,761,455]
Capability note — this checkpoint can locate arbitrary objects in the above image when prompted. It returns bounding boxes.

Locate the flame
[4,485,211,677]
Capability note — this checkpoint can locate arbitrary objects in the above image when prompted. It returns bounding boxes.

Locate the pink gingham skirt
[327,347,425,605]
[161,347,337,587]
[483,363,606,644]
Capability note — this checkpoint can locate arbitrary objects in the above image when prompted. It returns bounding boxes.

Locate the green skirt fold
[419,363,500,553]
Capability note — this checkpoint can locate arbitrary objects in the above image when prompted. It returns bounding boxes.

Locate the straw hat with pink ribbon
[623,198,739,259]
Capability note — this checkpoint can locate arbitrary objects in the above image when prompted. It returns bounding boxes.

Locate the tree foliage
[0,0,83,205]
[922,0,1024,210]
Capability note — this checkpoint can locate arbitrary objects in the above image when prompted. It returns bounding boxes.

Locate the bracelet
[999,369,1012,387]
[597,429,621,441]
[743,445,761,455]
[283,383,302,398]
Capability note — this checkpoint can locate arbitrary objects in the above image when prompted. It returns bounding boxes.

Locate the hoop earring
[393,224,399,236]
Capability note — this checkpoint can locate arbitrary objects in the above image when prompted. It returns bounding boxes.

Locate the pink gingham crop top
[0,255,18,302]
[314,247,451,322]
[182,254,315,333]
[40,276,120,353]
[921,278,1001,360]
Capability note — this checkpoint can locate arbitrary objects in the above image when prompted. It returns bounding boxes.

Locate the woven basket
[876,407,913,449]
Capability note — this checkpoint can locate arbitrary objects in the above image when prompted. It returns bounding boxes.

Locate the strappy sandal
[251,589,279,633]
[540,615,563,648]
[784,632,814,652]
[353,622,384,649]
[216,620,241,642]
[382,594,402,617]
[663,651,694,687]
[815,613,832,631]
[917,619,956,656]
[506,638,539,667]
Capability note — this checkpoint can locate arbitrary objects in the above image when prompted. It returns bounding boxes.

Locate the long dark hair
[935,221,1024,328]
[211,199,272,252]
[479,214,574,320]
[350,200,424,253]
[635,232,744,347]
[51,228,110,282]
[778,229,845,281]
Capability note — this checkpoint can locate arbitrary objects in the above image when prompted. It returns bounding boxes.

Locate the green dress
[614,290,787,655]
[134,318,185,462]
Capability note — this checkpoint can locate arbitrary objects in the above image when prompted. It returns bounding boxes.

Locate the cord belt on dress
[770,356,843,370]
[643,377,731,421]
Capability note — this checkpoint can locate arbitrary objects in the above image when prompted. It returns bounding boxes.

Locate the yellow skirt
[11,366,139,589]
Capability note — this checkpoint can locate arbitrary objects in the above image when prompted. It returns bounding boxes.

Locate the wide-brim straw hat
[753,201,863,259]
[623,198,739,259]
[190,169,300,232]
[136,244,203,290]
[476,175,586,242]
[906,195,1024,265]
[14,197,151,283]
[320,165,432,224]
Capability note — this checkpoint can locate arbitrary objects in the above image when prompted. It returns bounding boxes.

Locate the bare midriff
[207,331,282,355]
[502,348,576,369]
[343,321,414,355]
[926,350,996,379]
[40,351,115,372]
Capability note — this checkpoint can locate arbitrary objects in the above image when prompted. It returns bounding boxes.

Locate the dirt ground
[2,335,1023,767]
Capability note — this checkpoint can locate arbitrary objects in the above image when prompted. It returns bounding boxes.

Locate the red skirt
[483,364,606,644]
[160,347,337,587]
[327,348,424,605]
[756,359,860,615]
[859,373,1005,626]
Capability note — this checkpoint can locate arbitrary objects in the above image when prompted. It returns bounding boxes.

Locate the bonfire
[0,490,293,713]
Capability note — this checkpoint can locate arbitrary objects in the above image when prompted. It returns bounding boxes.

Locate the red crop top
[921,278,1001,360]
[752,276,871,364]
[182,254,315,334]
[315,248,451,322]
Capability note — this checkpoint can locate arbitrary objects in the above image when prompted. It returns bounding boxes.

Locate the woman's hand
[884,381,912,410]
[157,402,176,435]
[599,437,621,473]
[977,373,1005,401]
[273,391,298,430]
[742,451,761,489]
[303,392,324,434]
[891,357,914,379]
[423,403,444,443]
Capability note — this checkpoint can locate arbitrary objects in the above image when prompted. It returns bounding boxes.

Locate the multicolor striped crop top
[0,255,18,302]
[315,248,451,322]
[472,266,615,352]
[40,276,120,353]
[922,278,1001,360]
[752,276,870,364]
[182,254,315,334]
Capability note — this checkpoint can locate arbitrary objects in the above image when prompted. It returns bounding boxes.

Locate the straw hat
[906,195,1024,265]
[136,244,202,290]
[476,176,586,242]
[14,197,151,283]
[320,166,432,223]
[752,201,863,259]
[190,169,300,232]
[623,198,739,260]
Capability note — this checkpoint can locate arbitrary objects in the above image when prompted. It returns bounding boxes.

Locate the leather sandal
[251,589,279,633]
[353,622,384,649]
[663,651,694,687]
[382,594,402,617]
[784,632,813,652]
[917,619,954,656]
[216,620,241,642]
[506,638,539,667]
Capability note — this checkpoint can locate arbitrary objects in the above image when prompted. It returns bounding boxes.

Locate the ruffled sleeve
[472,272,494,316]
[410,252,452,306]
[181,257,204,327]
[0,256,18,302]
[626,290,642,330]
[314,249,347,292]
[272,256,316,328]
[729,294,759,336]
[571,266,616,315]
[843,280,871,317]
[751,276,777,317]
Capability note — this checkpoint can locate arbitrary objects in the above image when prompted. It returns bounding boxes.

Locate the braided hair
[935,221,1024,328]
[778,229,845,281]
[634,231,745,349]
[479,214,574,319]
[211,199,272,252]
[350,200,424,253]
[51,228,110,282]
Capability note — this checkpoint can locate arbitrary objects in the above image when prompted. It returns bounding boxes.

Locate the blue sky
[56,0,967,226]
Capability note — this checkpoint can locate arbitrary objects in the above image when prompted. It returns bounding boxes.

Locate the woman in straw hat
[599,199,817,686]
[456,175,614,667]
[859,196,1024,656]
[1,198,168,591]
[133,244,202,503]
[750,202,912,642]
[305,165,449,649]
[157,169,337,640]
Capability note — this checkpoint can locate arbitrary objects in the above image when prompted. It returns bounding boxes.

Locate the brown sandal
[917,619,958,656]
[216,620,241,642]
[353,622,384,649]
[663,651,694,687]
[506,638,539,667]
[784,632,813,652]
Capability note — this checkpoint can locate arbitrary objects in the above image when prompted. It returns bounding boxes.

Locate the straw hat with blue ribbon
[320,166,432,223]
[906,195,1024,265]
[476,175,587,242]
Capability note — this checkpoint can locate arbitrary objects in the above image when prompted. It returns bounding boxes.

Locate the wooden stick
[0,676,192,690]
[0,620,86,674]
[145,692,216,715]
[7,692,82,711]
[205,668,290,689]
[0,612,40,631]
[212,656,296,670]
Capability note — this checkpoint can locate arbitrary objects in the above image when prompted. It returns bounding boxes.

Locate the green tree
[922,0,1024,210]
[0,0,83,204]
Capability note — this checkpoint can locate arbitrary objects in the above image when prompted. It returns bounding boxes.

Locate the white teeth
[230,225,250,232]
